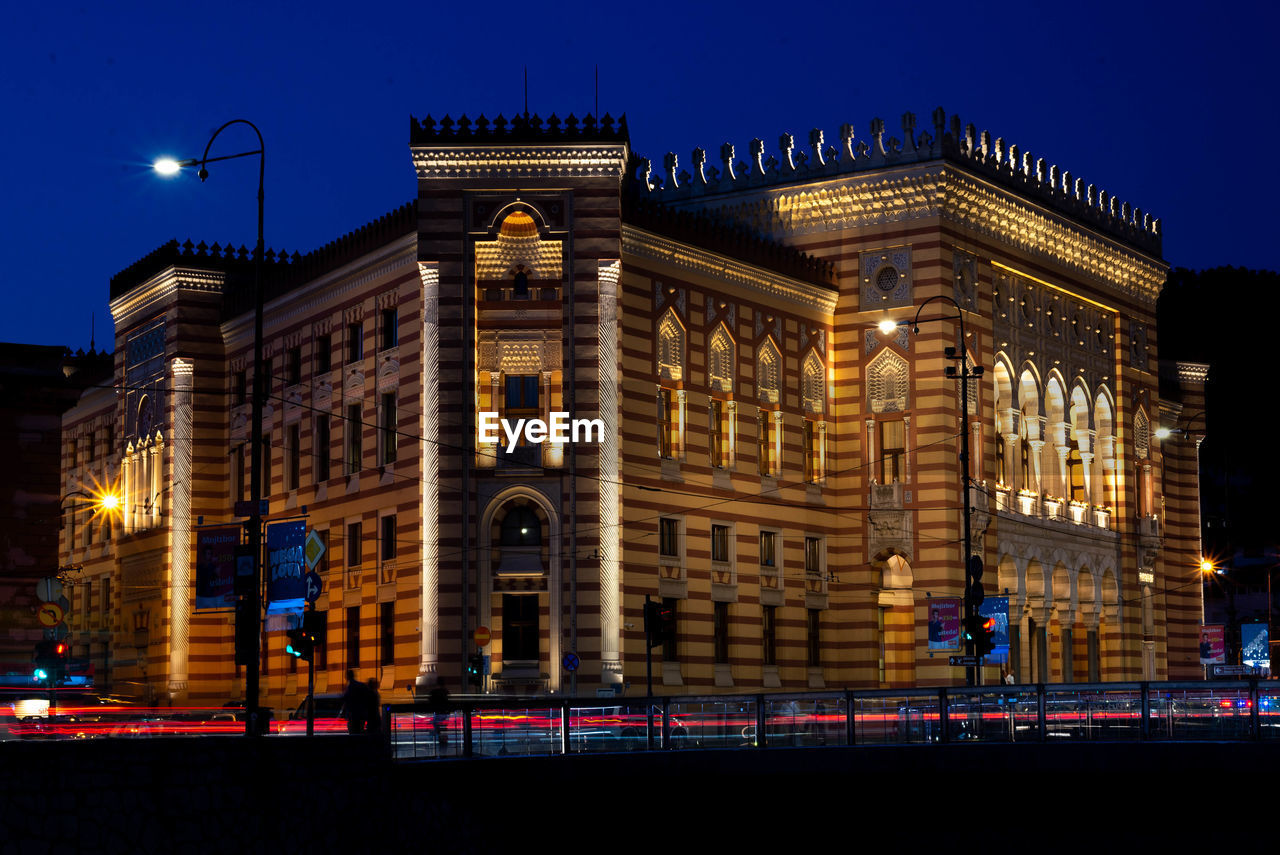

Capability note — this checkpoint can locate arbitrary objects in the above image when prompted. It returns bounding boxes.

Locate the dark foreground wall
[0,738,1268,853]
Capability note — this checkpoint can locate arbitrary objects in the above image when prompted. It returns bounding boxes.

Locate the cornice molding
[1175,362,1210,384]
[109,268,224,327]
[622,226,838,314]
[411,144,629,181]
[677,164,1167,307]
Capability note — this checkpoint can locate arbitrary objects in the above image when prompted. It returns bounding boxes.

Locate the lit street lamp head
[877,318,900,335]
[153,157,199,177]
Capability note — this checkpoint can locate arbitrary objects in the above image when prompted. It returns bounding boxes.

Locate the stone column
[676,389,687,460]
[597,261,623,683]
[416,263,440,686]
[1002,432,1019,491]
[168,358,193,698]
[903,415,912,484]
[726,400,737,468]
[818,421,827,481]
[1028,440,1044,496]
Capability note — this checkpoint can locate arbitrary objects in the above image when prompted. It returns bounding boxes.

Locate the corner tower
[410,113,630,692]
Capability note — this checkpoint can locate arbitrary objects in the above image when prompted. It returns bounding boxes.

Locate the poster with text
[979,596,1011,663]
[1242,624,1270,671]
[927,598,961,650]
[195,527,239,611]
[266,520,306,613]
[1199,625,1225,665]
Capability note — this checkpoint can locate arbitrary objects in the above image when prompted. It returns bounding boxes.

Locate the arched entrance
[478,487,562,693]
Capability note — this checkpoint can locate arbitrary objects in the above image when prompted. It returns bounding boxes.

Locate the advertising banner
[1199,625,1225,665]
[927,598,961,650]
[979,596,1011,663]
[1242,623,1270,671]
[266,520,307,614]
[195,527,240,611]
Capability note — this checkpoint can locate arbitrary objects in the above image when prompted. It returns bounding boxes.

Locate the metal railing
[385,680,1280,760]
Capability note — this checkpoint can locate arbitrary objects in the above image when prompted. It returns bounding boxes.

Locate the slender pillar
[168,358,193,697]
[598,261,623,683]
[417,262,440,685]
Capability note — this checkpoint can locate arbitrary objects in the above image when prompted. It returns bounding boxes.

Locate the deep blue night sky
[2,0,1275,348]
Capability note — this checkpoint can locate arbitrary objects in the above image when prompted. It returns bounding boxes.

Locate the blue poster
[266,520,306,614]
[979,596,1011,663]
[1242,624,1270,670]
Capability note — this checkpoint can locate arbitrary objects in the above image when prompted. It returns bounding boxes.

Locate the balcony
[870,482,903,510]
[1067,500,1089,525]
[994,485,1012,512]
[1016,490,1039,516]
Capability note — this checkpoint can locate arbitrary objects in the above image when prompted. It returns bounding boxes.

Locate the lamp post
[156,119,266,736]
[879,295,984,685]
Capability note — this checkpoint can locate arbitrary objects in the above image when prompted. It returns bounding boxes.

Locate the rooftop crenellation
[110,202,418,317]
[410,112,630,145]
[633,108,1160,256]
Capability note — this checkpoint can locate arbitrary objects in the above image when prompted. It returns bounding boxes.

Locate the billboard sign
[1242,624,1270,671]
[266,520,307,614]
[1199,625,1225,665]
[979,596,1011,663]
[195,527,240,611]
[927,598,961,650]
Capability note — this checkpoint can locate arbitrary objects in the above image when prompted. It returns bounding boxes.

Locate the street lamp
[879,296,985,684]
[156,119,267,736]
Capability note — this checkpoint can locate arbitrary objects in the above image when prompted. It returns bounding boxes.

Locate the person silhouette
[340,669,367,735]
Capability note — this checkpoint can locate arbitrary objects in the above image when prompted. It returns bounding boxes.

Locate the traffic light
[966,555,985,612]
[963,615,997,657]
[285,627,313,661]
[644,601,676,650]
[33,639,69,685]
[467,652,484,682]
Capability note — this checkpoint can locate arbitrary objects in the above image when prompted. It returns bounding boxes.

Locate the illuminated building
[60,109,1205,705]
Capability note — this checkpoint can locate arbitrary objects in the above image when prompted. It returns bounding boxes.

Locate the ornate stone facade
[60,108,1204,708]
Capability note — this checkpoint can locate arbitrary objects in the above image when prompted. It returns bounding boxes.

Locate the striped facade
[59,109,1206,710]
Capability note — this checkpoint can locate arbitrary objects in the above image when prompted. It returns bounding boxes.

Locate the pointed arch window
[756,339,780,404]
[868,350,909,414]
[1134,408,1150,459]
[802,352,825,415]
[708,325,735,394]
[657,310,686,382]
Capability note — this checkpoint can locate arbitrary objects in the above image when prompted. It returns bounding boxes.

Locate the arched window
[802,351,825,414]
[500,505,541,547]
[512,264,530,299]
[996,433,1006,484]
[756,339,781,404]
[657,310,685,382]
[1134,408,1150,459]
[1067,447,1086,502]
[708,325,734,393]
[868,349,909,413]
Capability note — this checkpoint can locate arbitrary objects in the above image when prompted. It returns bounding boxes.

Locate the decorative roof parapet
[410,112,629,145]
[109,239,296,301]
[110,202,418,317]
[634,108,1161,257]
[622,195,837,291]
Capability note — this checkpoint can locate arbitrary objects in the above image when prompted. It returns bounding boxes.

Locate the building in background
[1,343,111,686]
[60,108,1205,707]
